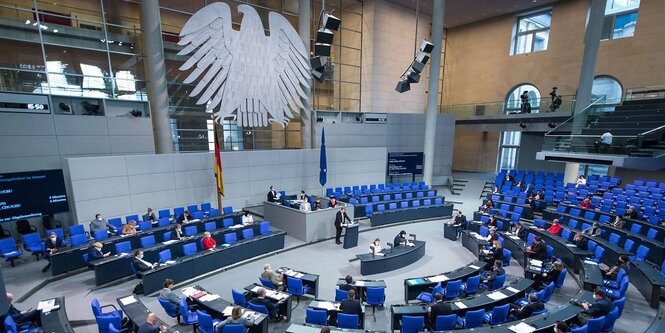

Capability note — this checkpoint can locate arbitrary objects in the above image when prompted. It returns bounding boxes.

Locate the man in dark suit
[509,293,544,320]
[452,211,467,238]
[340,289,362,317]
[137,313,167,333]
[334,207,351,245]
[132,250,155,272]
[575,289,613,326]
[252,288,285,321]
[427,293,452,329]
[513,222,527,239]
[177,210,193,223]
[42,231,64,272]
[482,260,505,286]
[267,186,278,203]
[6,292,41,326]
[339,275,357,297]
[525,236,547,260]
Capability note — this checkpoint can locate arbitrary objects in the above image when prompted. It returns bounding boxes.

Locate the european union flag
[319,127,327,187]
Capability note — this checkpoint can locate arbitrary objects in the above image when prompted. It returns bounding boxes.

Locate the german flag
[214,130,224,197]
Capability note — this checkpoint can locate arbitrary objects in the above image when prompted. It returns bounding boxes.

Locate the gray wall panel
[0,136,59,158]
[70,176,130,201]
[109,136,155,154]
[53,115,108,136]
[57,135,111,155]
[128,173,175,194]
[106,117,153,136]
[125,154,174,175]
[0,113,55,136]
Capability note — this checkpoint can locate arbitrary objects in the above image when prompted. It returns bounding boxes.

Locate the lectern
[343,223,359,249]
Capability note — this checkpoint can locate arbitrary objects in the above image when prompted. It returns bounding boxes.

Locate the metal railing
[438,95,576,117]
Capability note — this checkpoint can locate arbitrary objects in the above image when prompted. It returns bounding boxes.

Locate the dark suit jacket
[586,299,613,318]
[335,211,350,227]
[45,238,63,252]
[515,227,527,239]
[133,258,152,272]
[514,302,544,319]
[454,215,467,229]
[267,190,277,202]
[490,247,505,262]
[545,269,561,284]
[429,301,452,327]
[252,297,279,317]
[339,283,357,295]
[530,242,547,260]
[177,213,192,224]
[393,234,406,246]
[8,304,21,322]
[89,247,105,261]
[340,298,362,317]
[137,322,161,333]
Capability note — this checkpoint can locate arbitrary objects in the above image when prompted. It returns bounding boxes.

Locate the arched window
[504,84,541,114]
[592,75,622,104]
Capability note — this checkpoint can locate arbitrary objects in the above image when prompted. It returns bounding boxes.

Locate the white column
[299,0,313,149]
[564,162,581,185]
[140,0,173,153]
[422,0,445,185]
[573,0,607,117]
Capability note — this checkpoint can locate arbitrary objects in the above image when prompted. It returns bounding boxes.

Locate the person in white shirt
[575,175,586,188]
[299,190,307,201]
[242,211,254,225]
[299,199,311,212]
[369,238,384,256]
[594,131,612,152]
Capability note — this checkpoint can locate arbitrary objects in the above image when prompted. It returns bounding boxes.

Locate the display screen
[0,170,69,222]
[387,152,424,176]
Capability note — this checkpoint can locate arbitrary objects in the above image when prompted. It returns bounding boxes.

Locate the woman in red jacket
[547,219,561,235]
[202,231,217,250]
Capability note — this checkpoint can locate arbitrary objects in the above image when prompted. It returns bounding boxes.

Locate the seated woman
[202,232,217,250]
[369,238,384,256]
[480,199,494,213]
[328,197,338,208]
[486,227,499,242]
[217,306,252,332]
[242,211,254,225]
[122,220,138,235]
[484,240,504,270]
[534,261,563,289]
[601,255,629,280]
[487,216,498,229]
[611,216,624,229]
[547,219,561,234]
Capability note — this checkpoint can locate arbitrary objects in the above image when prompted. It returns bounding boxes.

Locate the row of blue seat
[364,198,444,216]
[349,191,437,204]
[326,182,430,198]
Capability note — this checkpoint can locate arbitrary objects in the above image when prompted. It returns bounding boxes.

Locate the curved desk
[356,240,426,275]
[403,260,485,303]
[40,297,74,333]
[525,226,591,274]
[184,285,268,333]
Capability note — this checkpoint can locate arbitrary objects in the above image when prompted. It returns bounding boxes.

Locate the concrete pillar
[140,0,173,153]
[422,0,445,185]
[299,0,313,149]
[564,162,581,185]
[573,0,606,126]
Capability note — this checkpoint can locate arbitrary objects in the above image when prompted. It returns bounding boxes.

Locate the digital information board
[0,170,69,222]
[387,152,424,176]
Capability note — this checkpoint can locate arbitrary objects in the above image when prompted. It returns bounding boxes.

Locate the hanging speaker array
[311,11,341,83]
[396,40,434,93]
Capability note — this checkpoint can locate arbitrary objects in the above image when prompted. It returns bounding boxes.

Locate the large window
[592,76,622,104]
[511,10,551,55]
[497,131,522,171]
[504,84,541,114]
[602,0,640,40]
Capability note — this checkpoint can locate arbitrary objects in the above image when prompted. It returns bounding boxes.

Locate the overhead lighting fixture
[396,39,434,94]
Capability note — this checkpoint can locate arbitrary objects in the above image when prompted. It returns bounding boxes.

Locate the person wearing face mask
[575,289,612,326]
[41,232,63,272]
[132,250,156,272]
[267,186,279,203]
[583,222,602,237]
[89,213,117,234]
[143,208,156,222]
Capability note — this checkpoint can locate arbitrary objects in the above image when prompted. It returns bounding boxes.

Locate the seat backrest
[259,221,270,235]
[71,234,88,247]
[613,297,626,317]
[647,228,658,239]
[609,233,620,244]
[542,282,555,303]
[502,249,512,266]
[587,316,605,333]
[69,224,85,236]
[158,297,178,317]
[445,280,462,297]
[242,228,254,239]
[366,287,385,304]
[158,209,170,219]
[555,268,567,287]
[401,315,424,333]
[465,275,481,293]
[159,249,171,262]
[125,215,140,224]
[337,313,359,329]
[223,206,233,215]
[46,228,65,240]
[158,217,171,228]
[187,204,199,213]
[465,309,485,328]
[259,276,275,289]
[623,239,635,252]
[114,241,131,254]
[603,307,619,332]
[306,308,328,326]
[248,301,269,315]
[93,229,108,241]
[636,245,650,261]
[435,314,456,331]
[286,276,304,294]
[22,233,41,246]
[561,229,572,241]
[232,289,246,306]
[489,304,509,324]
[224,233,237,244]
[183,243,197,256]
[335,289,349,301]
[204,222,216,232]
[196,310,214,330]
[222,218,234,228]
[184,226,197,236]
[140,235,155,248]
[138,221,152,231]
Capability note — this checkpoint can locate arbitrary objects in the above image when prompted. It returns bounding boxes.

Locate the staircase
[480,181,494,199]
[451,179,467,196]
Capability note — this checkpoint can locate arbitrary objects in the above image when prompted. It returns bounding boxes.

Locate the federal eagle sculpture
[178,3,311,127]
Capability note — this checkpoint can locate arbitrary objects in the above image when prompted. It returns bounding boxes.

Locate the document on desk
[469,265,480,270]
[565,244,577,247]
[119,295,137,305]
[427,275,449,283]
[229,224,243,229]
[355,281,365,287]
[530,259,543,267]
[487,291,507,300]
[199,294,220,302]
[471,233,485,240]
[162,240,177,245]
[584,260,599,265]
[509,235,521,240]
[454,301,467,309]
[37,299,58,312]
[181,287,198,297]
[222,306,235,316]
[164,260,176,265]
[508,322,536,333]
[317,301,339,311]
[506,287,520,293]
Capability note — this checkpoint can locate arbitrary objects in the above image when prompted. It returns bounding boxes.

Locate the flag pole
[213,122,223,211]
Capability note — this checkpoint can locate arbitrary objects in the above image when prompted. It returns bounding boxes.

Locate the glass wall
[0,0,146,100]
[160,0,363,152]
[497,131,522,171]
[511,10,552,55]
[602,0,640,40]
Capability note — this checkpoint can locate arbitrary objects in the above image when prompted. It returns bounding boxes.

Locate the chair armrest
[101,304,119,312]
